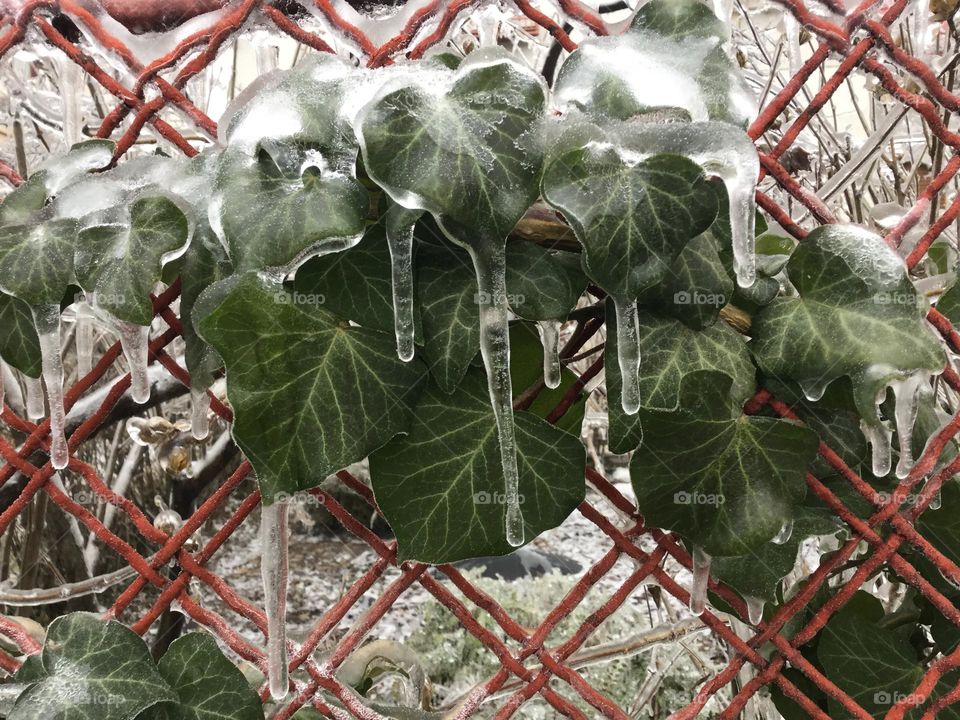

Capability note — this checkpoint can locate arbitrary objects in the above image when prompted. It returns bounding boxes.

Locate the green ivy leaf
[0,217,77,307]
[9,613,176,720]
[369,368,585,563]
[630,371,818,555]
[0,292,42,378]
[214,143,368,275]
[542,130,718,302]
[75,195,190,326]
[295,223,421,339]
[197,272,427,503]
[357,47,547,248]
[606,305,755,453]
[503,240,587,322]
[139,633,263,720]
[639,232,733,330]
[818,594,924,719]
[751,225,945,426]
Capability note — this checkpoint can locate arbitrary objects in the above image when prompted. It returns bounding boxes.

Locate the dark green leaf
[198,272,427,503]
[510,322,585,433]
[369,369,585,563]
[542,130,718,301]
[606,305,755,453]
[0,292,42,378]
[751,225,945,427]
[142,633,264,720]
[9,613,176,720]
[358,48,547,248]
[630,371,818,555]
[75,195,190,326]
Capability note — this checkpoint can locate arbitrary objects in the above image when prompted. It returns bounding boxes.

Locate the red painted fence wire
[2,0,960,717]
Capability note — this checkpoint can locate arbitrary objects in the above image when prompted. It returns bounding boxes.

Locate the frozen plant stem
[260,498,290,700]
[470,245,524,547]
[386,223,416,362]
[32,305,68,470]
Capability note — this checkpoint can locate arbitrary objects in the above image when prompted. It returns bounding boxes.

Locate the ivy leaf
[9,612,176,720]
[630,371,818,555]
[542,129,718,301]
[503,240,587,322]
[0,217,77,307]
[0,293,42,378]
[357,47,547,248]
[197,272,427,504]
[139,633,263,720]
[606,305,755,453]
[818,594,924,719]
[75,195,190,326]
[639,232,733,330]
[295,223,421,339]
[751,225,945,426]
[369,369,585,563]
[214,143,368,274]
[552,0,751,125]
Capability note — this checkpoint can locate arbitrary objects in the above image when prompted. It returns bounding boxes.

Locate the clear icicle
[745,596,765,625]
[689,547,712,616]
[190,388,211,441]
[537,320,563,390]
[799,379,828,402]
[32,306,68,470]
[613,297,641,414]
[784,13,803,77]
[116,321,151,404]
[931,488,943,510]
[892,375,925,479]
[913,0,930,61]
[470,246,524,547]
[24,375,45,419]
[861,419,893,477]
[260,498,290,700]
[57,58,84,149]
[772,519,794,545]
[386,223,416,362]
[75,311,94,378]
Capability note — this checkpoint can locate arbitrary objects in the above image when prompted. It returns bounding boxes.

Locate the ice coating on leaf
[745,595,765,625]
[260,498,290,700]
[861,419,893,478]
[613,298,641,414]
[33,306,68,470]
[772,519,794,545]
[536,319,562,390]
[24,375,44,420]
[588,121,759,288]
[190,388,211,441]
[553,2,752,127]
[751,225,945,434]
[385,222,416,362]
[115,321,150,404]
[689,546,711,615]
